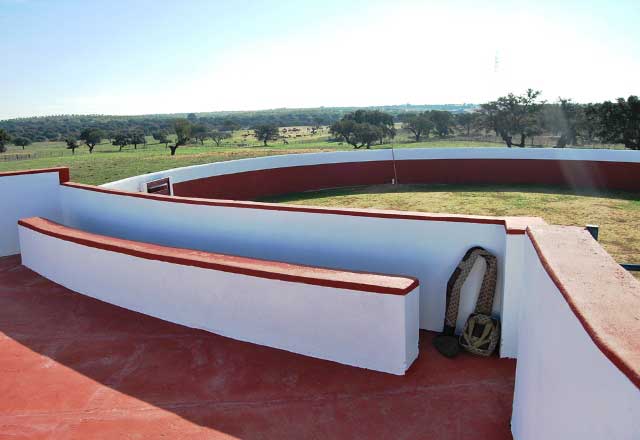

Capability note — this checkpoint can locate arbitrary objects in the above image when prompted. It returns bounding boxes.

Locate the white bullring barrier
[102,147,640,198]
[18,217,420,375]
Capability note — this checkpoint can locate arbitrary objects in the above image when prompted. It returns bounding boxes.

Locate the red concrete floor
[0,255,516,440]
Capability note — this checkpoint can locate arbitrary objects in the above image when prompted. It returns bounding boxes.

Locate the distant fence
[0,149,86,162]
[0,142,161,162]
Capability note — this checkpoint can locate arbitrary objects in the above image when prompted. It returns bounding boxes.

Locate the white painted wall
[393,147,640,162]
[102,148,640,192]
[19,225,419,375]
[500,234,526,358]
[511,238,640,439]
[60,184,508,340]
[0,172,62,256]
[102,149,394,192]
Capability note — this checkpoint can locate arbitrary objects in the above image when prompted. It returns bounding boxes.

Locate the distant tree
[311,116,324,134]
[455,112,478,137]
[112,133,129,151]
[192,124,209,144]
[170,119,192,155]
[43,130,60,141]
[12,137,31,150]
[402,112,433,142]
[595,96,640,149]
[430,110,455,137]
[330,120,381,149]
[253,124,279,146]
[79,128,103,154]
[152,130,170,148]
[310,117,323,135]
[580,103,601,144]
[353,110,395,144]
[330,119,359,147]
[65,137,79,154]
[555,98,580,147]
[187,113,198,123]
[221,119,240,132]
[129,131,146,149]
[478,89,544,147]
[210,130,231,147]
[525,123,544,147]
[0,129,10,153]
[105,130,117,143]
[355,123,382,149]
[330,110,395,148]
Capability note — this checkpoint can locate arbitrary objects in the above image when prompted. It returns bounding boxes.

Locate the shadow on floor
[0,255,516,439]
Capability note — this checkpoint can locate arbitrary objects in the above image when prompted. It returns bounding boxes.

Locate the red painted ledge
[0,166,69,183]
[18,217,418,296]
[527,225,640,389]
[63,182,543,235]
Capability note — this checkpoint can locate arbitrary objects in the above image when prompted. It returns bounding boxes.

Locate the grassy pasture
[263,184,640,276]
[0,128,511,185]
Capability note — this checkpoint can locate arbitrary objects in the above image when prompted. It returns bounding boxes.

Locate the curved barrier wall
[18,217,420,375]
[103,148,640,199]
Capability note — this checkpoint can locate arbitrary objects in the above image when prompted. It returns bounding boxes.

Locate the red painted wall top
[0,167,69,183]
[527,225,640,389]
[19,217,419,296]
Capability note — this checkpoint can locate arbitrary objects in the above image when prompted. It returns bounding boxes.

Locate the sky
[0,0,639,119]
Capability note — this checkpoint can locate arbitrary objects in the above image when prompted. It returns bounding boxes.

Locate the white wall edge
[19,225,419,375]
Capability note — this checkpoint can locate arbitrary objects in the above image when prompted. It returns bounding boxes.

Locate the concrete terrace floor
[0,255,516,440]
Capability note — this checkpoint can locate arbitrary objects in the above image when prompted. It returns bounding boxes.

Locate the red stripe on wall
[171,159,639,202]
[18,217,419,296]
[396,159,640,191]
[0,167,69,184]
[172,161,395,200]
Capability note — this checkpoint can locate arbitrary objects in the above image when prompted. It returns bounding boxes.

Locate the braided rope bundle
[434,247,500,358]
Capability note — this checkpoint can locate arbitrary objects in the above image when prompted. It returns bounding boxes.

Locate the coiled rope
[434,246,500,358]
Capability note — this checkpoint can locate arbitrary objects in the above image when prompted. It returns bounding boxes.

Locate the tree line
[476,91,639,149]
[12,119,283,156]
[1,94,637,153]
[328,91,639,149]
[0,104,475,144]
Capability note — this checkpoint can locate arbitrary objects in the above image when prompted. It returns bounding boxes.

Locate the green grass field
[263,184,640,276]
[0,127,511,185]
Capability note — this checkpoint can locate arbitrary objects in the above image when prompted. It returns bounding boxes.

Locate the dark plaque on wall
[146,177,172,195]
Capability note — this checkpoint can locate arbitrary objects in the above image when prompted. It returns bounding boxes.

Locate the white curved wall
[19,223,420,375]
[511,238,639,439]
[394,147,640,162]
[102,147,640,193]
[102,149,393,192]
